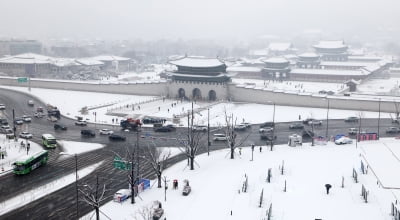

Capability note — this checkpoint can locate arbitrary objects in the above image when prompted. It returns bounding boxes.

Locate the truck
[47,104,60,119]
[120,118,142,131]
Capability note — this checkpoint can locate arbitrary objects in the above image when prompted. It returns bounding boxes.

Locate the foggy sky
[1,0,399,41]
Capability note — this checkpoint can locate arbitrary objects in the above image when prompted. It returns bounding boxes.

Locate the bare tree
[223,110,251,159]
[177,102,205,170]
[79,175,110,220]
[143,143,171,188]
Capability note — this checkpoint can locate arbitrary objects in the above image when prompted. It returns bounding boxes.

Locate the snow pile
[58,140,104,155]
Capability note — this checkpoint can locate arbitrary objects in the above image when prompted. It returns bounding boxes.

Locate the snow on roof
[248,49,268,56]
[263,57,289,64]
[76,58,104,66]
[168,56,225,68]
[52,58,81,67]
[0,53,53,64]
[313,40,347,49]
[268,42,292,51]
[321,61,374,67]
[291,68,369,76]
[91,55,130,62]
[344,79,361,85]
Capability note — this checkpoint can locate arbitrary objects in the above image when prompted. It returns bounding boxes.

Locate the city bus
[42,133,57,148]
[13,150,49,175]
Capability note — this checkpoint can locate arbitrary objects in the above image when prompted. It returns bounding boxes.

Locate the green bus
[13,150,49,175]
[42,133,57,148]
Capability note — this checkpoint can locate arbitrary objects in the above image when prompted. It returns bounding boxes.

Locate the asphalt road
[0,87,398,219]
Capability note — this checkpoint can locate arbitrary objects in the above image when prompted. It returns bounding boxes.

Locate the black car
[260,121,275,128]
[109,134,126,141]
[143,117,164,124]
[386,127,400,134]
[54,123,67,130]
[289,123,304,129]
[81,129,95,137]
[154,124,176,132]
[260,133,277,141]
[344,117,359,122]
[302,130,315,138]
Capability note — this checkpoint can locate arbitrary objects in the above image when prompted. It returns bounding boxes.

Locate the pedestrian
[239,147,242,155]
[138,105,140,110]
[168,109,169,113]
[299,115,301,120]
[259,146,262,152]
[112,118,114,123]
[116,118,118,123]
[158,106,160,111]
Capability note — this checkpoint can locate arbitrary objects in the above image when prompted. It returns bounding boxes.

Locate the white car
[75,120,87,126]
[28,100,34,106]
[22,115,32,122]
[34,112,44,118]
[99,129,114,135]
[259,127,273,133]
[335,136,353,145]
[19,131,33,139]
[0,104,5,110]
[213,134,227,141]
[113,189,131,202]
[192,125,208,132]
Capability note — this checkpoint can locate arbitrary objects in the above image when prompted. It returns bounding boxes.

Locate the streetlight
[377,98,381,140]
[325,98,330,140]
[207,108,210,156]
[268,101,276,151]
[60,152,79,219]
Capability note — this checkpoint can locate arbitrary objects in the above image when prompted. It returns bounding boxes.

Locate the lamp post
[207,108,210,156]
[378,98,381,140]
[268,101,276,151]
[326,98,330,140]
[60,152,79,219]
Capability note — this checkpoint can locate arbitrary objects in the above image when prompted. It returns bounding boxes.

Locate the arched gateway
[208,90,216,101]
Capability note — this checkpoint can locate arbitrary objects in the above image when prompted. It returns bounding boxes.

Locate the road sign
[113,156,132,170]
[17,77,28,83]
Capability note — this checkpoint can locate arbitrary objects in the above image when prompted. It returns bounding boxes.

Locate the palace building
[166,56,231,101]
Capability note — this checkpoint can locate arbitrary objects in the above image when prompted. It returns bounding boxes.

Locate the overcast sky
[1,0,399,41]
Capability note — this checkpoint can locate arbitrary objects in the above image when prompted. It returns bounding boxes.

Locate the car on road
[19,131,33,139]
[54,123,67,131]
[0,118,8,125]
[47,116,58,122]
[213,133,227,141]
[109,134,126,141]
[1,124,10,130]
[240,122,251,128]
[302,130,315,138]
[386,127,400,134]
[113,189,131,202]
[14,118,23,125]
[335,136,353,145]
[260,121,274,128]
[81,129,95,137]
[22,115,32,122]
[259,127,273,133]
[302,118,322,126]
[28,100,34,106]
[0,104,5,110]
[75,120,87,126]
[192,125,208,132]
[289,123,304,129]
[99,129,114,135]
[0,127,12,134]
[344,116,359,122]
[154,124,176,132]
[34,112,45,118]
[348,128,359,135]
[234,124,247,131]
[260,133,277,141]
[142,117,164,124]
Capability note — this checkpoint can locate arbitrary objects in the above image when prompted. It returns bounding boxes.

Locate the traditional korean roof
[291,68,369,76]
[168,56,225,68]
[263,57,289,64]
[76,58,104,66]
[0,53,53,64]
[313,40,347,49]
[298,52,319,58]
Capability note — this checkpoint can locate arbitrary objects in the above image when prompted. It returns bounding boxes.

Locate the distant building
[90,55,133,72]
[261,57,291,80]
[268,42,296,56]
[313,40,348,61]
[0,40,42,56]
[166,56,230,100]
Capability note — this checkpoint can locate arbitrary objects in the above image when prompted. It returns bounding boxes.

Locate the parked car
[392,118,399,124]
[182,185,192,196]
[260,121,274,128]
[14,118,23,125]
[213,134,227,141]
[19,131,33,139]
[113,189,131,202]
[99,129,114,135]
[28,100,34,106]
[289,123,304,129]
[54,123,67,131]
[75,120,87,126]
[81,129,95,137]
[22,115,32,122]
[154,124,176,132]
[348,128,359,135]
[344,116,359,122]
[335,136,353,145]
[386,127,400,134]
[109,134,126,141]
[192,125,207,132]
[259,127,274,133]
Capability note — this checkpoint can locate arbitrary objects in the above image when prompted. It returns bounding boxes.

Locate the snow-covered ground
[232,78,345,94]
[357,77,400,96]
[58,140,104,155]
[0,134,43,175]
[0,86,391,128]
[82,138,400,220]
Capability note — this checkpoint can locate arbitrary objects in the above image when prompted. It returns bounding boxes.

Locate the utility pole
[207,108,210,156]
[326,99,330,139]
[135,129,140,196]
[95,175,99,220]
[271,103,275,151]
[75,154,79,220]
[131,149,135,204]
[12,109,16,139]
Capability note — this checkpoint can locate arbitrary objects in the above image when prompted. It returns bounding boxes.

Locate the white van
[213,134,227,141]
